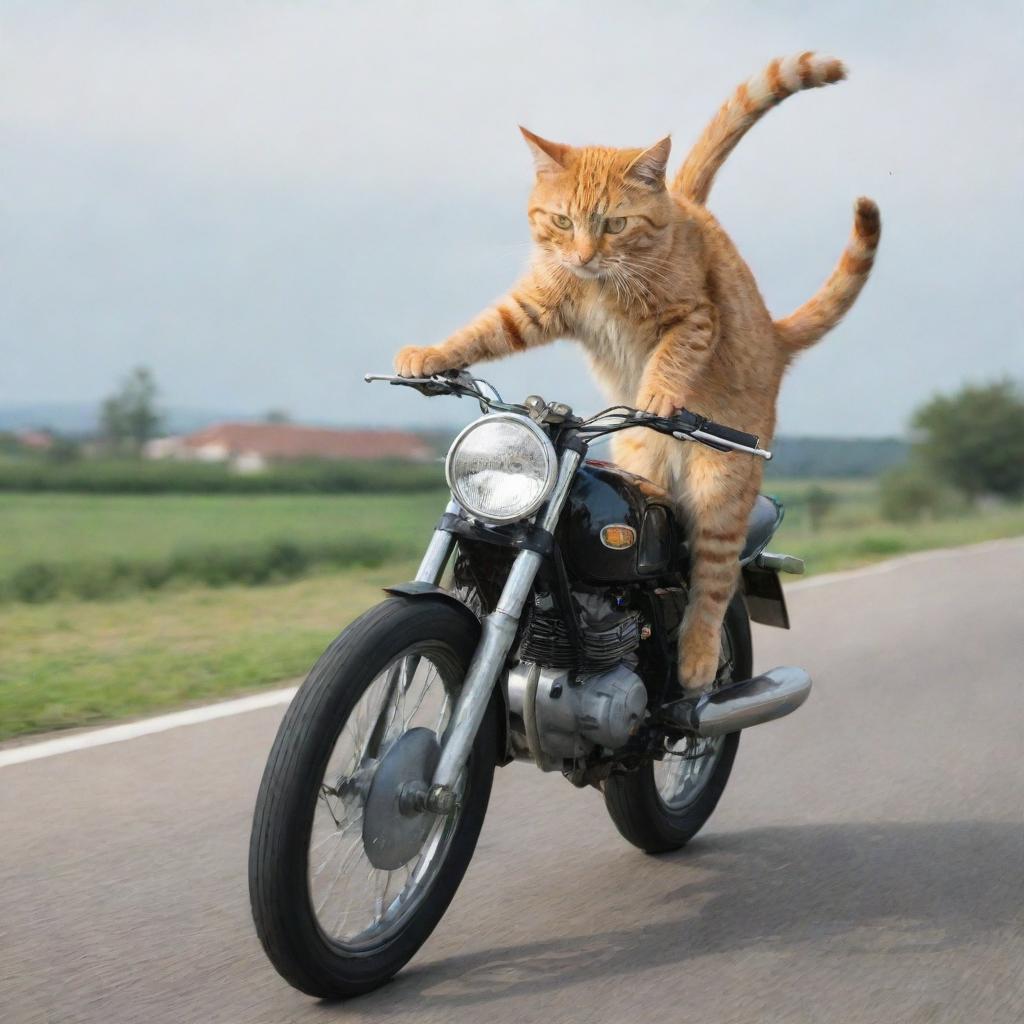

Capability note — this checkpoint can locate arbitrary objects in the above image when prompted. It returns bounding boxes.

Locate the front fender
[382,581,512,765]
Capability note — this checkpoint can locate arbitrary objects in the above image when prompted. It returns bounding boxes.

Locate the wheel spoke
[315,834,366,916]
[318,786,343,828]
[310,815,360,859]
[435,692,450,734]
[402,663,438,732]
[307,648,464,948]
[372,869,392,926]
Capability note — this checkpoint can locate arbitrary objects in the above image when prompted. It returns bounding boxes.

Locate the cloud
[2,1,1022,434]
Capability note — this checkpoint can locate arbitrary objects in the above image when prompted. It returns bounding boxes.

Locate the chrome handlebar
[365,371,772,460]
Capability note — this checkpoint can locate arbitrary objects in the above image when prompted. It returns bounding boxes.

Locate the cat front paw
[636,385,682,419]
[393,346,452,378]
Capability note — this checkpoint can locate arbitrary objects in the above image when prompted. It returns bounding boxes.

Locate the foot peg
[661,666,812,737]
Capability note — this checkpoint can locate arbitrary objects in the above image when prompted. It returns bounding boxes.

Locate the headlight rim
[444,412,558,525]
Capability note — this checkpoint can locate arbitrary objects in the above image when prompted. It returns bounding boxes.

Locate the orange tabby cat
[395,52,880,691]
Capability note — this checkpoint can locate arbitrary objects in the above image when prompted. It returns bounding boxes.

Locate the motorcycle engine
[519,587,642,670]
[507,586,648,764]
[506,660,647,762]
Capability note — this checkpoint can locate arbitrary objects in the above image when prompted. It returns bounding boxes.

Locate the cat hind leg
[676,455,760,692]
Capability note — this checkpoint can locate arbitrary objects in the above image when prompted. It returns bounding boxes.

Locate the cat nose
[576,241,598,265]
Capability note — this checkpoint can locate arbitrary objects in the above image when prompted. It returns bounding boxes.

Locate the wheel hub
[361,727,441,870]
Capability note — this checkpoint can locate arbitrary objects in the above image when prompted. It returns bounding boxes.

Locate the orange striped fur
[393,56,880,690]
[675,53,881,353]
[774,197,881,350]
[674,52,846,205]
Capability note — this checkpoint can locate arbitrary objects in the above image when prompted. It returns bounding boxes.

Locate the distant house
[145,422,433,472]
[15,429,54,452]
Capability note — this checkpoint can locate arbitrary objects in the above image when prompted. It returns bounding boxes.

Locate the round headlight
[445,413,558,524]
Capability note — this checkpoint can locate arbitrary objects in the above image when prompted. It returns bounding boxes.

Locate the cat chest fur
[569,294,658,403]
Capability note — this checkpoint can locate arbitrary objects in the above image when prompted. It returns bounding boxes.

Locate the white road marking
[0,686,298,769]
[2,536,1021,769]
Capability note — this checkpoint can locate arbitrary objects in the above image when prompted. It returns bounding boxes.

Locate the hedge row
[0,458,444,494]
[2,536,412,604]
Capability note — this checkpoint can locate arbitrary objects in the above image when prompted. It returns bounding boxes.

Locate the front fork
[414,449,582,813]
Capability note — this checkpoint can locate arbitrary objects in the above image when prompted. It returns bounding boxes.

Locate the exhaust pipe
[663,666,812,737]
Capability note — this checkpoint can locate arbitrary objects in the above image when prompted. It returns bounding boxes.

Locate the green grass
[756,478,1024,573]
[773,505,1024,575]
[1,481,1022,741]
[0,491,446,567]
[0,491,448,601]
[0,456,445,494]
[0,563,416,739]
[761,478,879,531]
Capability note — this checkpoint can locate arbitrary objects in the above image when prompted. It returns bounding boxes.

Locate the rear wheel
[248,597,496,998]
[603,594,751,854]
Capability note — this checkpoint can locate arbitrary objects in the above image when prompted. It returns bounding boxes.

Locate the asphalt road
[3,540,1023,1024]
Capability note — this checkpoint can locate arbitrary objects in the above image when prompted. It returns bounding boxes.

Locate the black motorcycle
[249,371,810,998]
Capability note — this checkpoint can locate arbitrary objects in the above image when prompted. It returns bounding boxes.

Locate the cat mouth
[566,263,604,280]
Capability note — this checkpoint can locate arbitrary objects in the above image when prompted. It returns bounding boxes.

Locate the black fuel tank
[558,461,683,584]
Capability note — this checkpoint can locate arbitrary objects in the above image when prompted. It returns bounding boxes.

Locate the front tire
[248,597,496,999]
[603,594,752,854]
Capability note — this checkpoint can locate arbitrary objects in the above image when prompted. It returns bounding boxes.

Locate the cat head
[520,127,674,284]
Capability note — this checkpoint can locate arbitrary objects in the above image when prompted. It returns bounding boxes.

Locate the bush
[0,535,409,605]
[0,458,443,495]
[10,563,61,603]
[879,465,953,523]
[46,437,82,464]
[853,535,908,557]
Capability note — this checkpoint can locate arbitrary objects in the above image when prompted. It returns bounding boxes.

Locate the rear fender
[382,582,512,765]
[740,566,791,629]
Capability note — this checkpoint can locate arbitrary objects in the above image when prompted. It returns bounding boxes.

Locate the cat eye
[604,217,627,234]
[552,214,573,230]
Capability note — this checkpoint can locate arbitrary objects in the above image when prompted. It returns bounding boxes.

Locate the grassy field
[773,500,1024,572]
[0,491,446,567]
[764,479,1024,571]
[2,482,1022,740]
[0,562,416,739]
[0,491,448,600]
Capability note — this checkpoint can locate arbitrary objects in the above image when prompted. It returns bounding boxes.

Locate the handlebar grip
[701,419,760,450]
[671,410,759,450]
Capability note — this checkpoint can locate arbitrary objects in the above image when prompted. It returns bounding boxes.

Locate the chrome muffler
[663,666,812,737]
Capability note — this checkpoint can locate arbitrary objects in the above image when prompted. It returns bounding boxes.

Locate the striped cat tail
[673,52,846,204]
[774,198,881,352]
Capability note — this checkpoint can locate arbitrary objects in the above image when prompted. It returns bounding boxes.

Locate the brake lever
[364,372,456,397]
[364,370,493,412]
[639,407,773,460]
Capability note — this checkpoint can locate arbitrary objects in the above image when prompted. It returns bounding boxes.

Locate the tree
[263,409,292,424]
[46,435,82,464]
[100,367,162,455]
[804,485,837,532]
[912,379,1024,499]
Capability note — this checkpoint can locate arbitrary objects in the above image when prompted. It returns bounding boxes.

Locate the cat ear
[627,135,672,188]
[519,126,570,177]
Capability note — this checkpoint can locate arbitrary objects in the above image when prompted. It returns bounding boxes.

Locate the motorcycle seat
[740,494,784,565]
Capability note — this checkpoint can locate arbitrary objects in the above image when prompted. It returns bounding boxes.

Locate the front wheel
[603,594,752,854]
[248,597,496,999]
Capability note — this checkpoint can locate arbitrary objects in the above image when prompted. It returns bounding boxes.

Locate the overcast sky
[3,0,1022,435]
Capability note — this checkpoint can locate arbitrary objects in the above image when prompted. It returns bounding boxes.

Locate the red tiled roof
[180,422,432,461]
[16,429,54,450]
